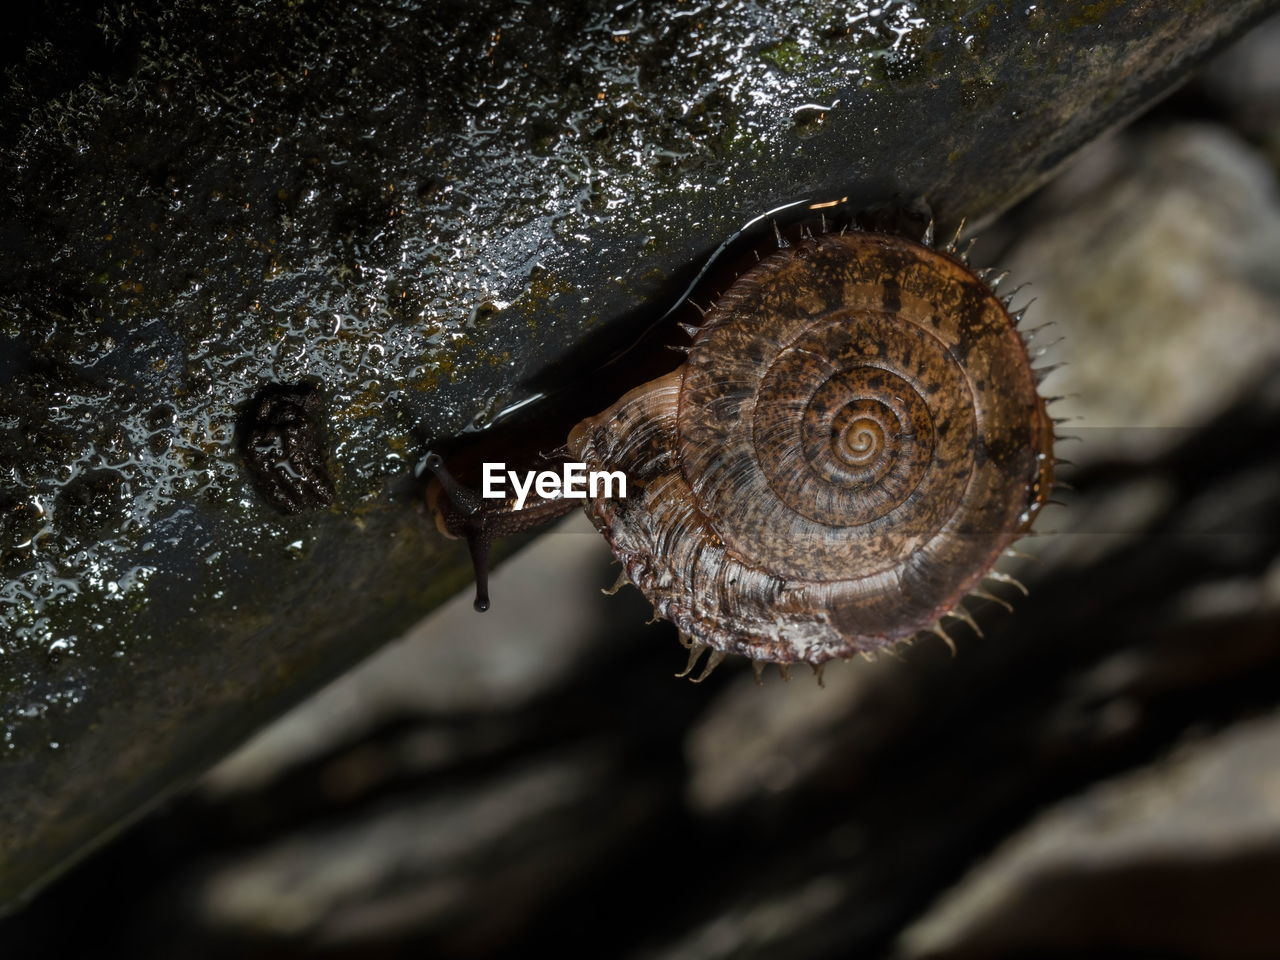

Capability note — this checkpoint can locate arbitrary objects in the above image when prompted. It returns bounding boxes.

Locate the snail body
[426,216,1054,676]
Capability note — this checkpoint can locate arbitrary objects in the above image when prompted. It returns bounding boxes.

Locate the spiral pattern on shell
[568,228,1054,666]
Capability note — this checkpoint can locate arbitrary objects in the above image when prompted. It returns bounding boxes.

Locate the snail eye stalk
[423,452,576,613]
[423,452,493,612]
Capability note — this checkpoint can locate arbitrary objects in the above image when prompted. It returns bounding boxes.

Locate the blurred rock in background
[897,709,1280,960]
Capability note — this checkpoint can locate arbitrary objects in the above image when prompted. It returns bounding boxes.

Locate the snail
[425,212,1056,681]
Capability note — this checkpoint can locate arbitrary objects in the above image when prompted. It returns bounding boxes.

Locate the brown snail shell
[566,227,1054,667]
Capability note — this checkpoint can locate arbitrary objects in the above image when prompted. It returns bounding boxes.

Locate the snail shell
[567,227,1054,667]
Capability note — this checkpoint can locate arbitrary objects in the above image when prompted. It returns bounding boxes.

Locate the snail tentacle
[423,450,576,612]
